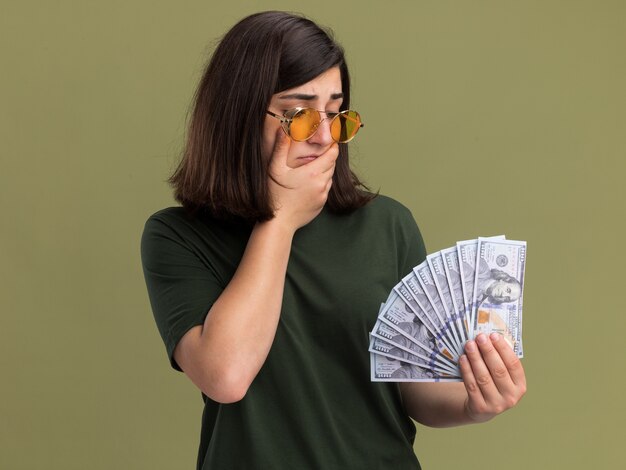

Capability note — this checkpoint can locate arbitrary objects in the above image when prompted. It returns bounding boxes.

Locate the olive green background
[2,1,624,468]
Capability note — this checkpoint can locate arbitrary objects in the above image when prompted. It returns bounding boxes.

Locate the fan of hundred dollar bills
[370,236,526,382]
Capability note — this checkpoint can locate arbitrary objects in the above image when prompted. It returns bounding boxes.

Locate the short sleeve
[140,213,224,371]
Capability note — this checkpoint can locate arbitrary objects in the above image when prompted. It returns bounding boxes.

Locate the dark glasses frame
[266,107,364,143]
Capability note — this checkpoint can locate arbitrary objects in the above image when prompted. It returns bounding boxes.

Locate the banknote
[368,335,460,376]
[376,291,458,363]
[370,317,458,372]
[370,353,460,382]
[472,238,526,357]
[428,253,466,348]
[457,239,479,338]
[441,247,469,341]
[394,276,458,360]
[414,262,462,356]
[369,235,525,382]
[457,236,505,338]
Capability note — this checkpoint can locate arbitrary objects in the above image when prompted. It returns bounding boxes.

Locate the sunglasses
[266,107,364,143]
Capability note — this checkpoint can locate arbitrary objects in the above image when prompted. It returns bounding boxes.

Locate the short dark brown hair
[169,11,375,222]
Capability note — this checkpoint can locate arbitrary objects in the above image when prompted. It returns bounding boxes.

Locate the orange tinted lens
[330,111,362,143]
[289,108,321,141]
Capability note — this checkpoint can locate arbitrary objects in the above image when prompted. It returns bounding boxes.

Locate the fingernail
[476,334,487,345]
[459,354,468,365]
[465,341,476,352]
[490,333,500,342]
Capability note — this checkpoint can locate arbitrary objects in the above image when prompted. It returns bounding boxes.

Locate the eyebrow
[279,92,344,101]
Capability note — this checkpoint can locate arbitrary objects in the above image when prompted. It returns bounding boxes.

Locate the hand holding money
[370,236,527,383]
[459,332,527,423]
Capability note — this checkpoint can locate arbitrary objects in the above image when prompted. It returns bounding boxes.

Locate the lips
[297,155,320,163]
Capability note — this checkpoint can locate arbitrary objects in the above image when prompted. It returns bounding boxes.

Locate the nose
[306,115,335,146]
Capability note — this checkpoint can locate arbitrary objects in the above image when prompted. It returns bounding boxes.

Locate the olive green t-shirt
[140,195,427,470]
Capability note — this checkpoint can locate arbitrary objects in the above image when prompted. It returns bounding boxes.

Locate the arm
[174,132,338,404]
[400,333,526,427]
[173,219,293,404]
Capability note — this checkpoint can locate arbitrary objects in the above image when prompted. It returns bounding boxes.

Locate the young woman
[141,11,526,470]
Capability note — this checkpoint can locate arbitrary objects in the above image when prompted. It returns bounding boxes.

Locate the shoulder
[140,206,217,259]
[356,194,427,272]
[140,207,197,255]
[367,194,422,236]
[366,193,412,214]
[359,194,416,224]
[335,194,421,245]
[143,206,195,232]
[142,206,229,240]
[141,206,251,262]
[141,207,192,261]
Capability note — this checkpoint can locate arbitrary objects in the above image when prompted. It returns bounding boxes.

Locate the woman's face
[263,66,342,168]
